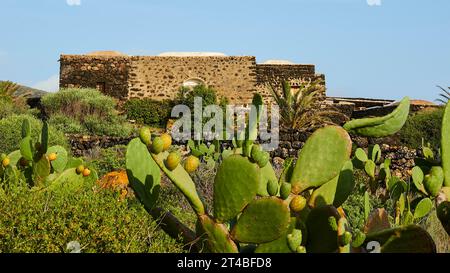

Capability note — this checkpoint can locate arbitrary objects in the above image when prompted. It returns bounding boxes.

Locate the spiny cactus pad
[290,126,352,194]
[343,97,410,137]
[309,161,354,208]
[47,146,68,173]
[231,197,290,244]
[305,206,340,253]
[198,215,239,253]
[126,138,161,210]
[33,155,51,186]
[437,201,450,236]
[364,225,436,253]
[442,102,450,187]
[214,155,260,222]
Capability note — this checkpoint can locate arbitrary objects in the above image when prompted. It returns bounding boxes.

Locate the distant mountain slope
[0,81,48,98]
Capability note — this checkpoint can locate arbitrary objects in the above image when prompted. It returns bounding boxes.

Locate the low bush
[0,114,68,154]
[0,99,29,120]
[124,99,173,128]
[48,113,87,135]
[0,183,185,253]
[87,145,127,177]
[42,88,133,137]
[175,85,218,109]
[399,108,444,150]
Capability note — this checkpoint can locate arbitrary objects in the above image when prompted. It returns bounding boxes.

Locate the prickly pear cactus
[290,126,352,194]
[343,97,410,137]
[123,94,440,253]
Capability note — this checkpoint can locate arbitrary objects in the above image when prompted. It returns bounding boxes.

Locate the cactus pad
[364,225,436,253]
[47,146,68,173]
[290,126,352,194]
[414,198,433,219]
[305,206,340,253]
[442,102,450,187]
[258,163,277,197]
[343,97,410,137]
[424,166,444,197]
[214,155,260,222]
[198,215,239,253]
[254,217,298,253]
[126,138,161,210]
[231,197,290,244]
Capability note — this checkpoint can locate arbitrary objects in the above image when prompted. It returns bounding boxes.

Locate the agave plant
[269,78,346,130]
[436,85,450,105]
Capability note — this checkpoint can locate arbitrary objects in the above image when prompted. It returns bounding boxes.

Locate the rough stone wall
[128,56,257,104]
[256,64,325,104]
[59,55,130,99]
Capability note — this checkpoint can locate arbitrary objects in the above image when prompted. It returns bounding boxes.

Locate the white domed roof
[86,51,127,56]
[158,52,227,57]
[262,59,295,65]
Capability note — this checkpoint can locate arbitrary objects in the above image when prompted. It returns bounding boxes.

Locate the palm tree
[269,78,346,130]
[436,85,450,105]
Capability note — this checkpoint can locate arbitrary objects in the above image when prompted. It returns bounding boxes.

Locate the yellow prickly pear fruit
[2,157,10,167]
[165,152,181,171]
[82,168,91,177]
[184,155,200,173]
[151,137,164,154]
[139,126,152,146]
[160,133,172,151]
[290,195,307,213]
[76,165,85,174]
[48,153,57,161]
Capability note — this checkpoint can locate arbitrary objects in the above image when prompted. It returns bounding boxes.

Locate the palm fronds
[436,85,450,105]
[268,78,347,131]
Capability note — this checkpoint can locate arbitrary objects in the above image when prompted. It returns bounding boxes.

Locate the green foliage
[0,100,29,120]
[399,108,443,150]
[176,85,218,109]
[0,81,19,100]
[42,88,132,137]
[269,79,344,130]
[0,114,67,154]
[0,183,185,253]
[48,114,87,135]
[124,98,173,128]
[87,146,126,177]
[436,85,450,105]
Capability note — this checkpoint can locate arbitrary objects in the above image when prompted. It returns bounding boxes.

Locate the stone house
[59,51,325,104]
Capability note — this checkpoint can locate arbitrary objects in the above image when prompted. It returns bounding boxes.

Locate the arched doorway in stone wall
[182,78,205,89]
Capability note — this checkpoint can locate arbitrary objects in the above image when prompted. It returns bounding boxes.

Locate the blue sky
[0,0,449,101]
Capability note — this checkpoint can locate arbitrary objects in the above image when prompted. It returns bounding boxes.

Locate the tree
[269,78,346,130]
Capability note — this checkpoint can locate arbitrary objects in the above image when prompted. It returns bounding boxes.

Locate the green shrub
[176,85,218,109]
[48,113,87,135]
[124,99,173,128]
[399,108,444,150]
[42,88,133,137]
[0,183,185,253]
[87,145,127,177]
[0,99,29,120]
[0,114,68,154]
[84,114,133,137]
